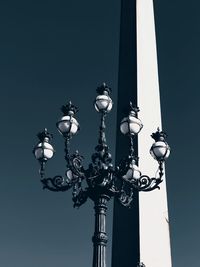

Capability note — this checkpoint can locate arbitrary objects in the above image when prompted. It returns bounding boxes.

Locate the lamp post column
[92,195,110,267]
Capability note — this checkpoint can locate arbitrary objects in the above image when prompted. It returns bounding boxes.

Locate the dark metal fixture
[33,83,170,267]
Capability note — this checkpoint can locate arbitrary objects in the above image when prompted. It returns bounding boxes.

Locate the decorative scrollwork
[72,188,88,208]
[86,164,114,191]
[117,187,134,208]
[92,232,108,244]
[92,145,112,170]
[53,175,64,186]
[41,175,72,192]
[131,175,163,192]
[68,151,85,178]
[89,111,113,182]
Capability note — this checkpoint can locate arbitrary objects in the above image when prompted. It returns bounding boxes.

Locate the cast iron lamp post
[33,83,170,267]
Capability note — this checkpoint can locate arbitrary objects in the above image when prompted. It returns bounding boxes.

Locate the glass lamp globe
[95,93,113,113]
[150,141,170,161]
[123,160,141,182]
[94,83,113,113]
[57,115,79,137]
[120,111,143,135]
[66,169,78,182]
[150,128,170,162]
[34,138,54,161]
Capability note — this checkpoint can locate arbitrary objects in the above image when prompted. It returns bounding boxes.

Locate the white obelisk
[137,0,172,266]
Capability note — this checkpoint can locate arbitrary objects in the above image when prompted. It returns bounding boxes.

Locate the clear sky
[0,0,199,267]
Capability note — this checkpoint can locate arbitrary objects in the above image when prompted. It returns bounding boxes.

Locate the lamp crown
[61,101,78,115]
[130,101,140,113]
[96,82,112,95]
[123,102,140,116]
[151,128,167,142]
[37,128,53,142]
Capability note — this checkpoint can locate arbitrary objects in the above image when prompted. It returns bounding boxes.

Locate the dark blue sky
[0,0,199,267]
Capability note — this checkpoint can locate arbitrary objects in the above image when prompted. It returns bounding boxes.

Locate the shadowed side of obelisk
[111,1,140,267]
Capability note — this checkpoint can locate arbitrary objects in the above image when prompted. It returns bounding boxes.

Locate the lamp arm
[132,175,163,192]
[64,136,71,165]
[40,150,86,192]
[39,160,46,179]
[113,160,164,198]
[41,175,72,191]
[130,161,164,192]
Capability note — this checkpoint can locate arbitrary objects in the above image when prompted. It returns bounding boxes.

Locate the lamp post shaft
[92,195,110,267]
[98,112,107,147]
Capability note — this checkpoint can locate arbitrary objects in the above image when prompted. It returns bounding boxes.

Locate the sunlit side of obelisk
[137,0,172,266]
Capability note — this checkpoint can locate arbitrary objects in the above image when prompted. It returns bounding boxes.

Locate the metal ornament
[33,84,170,267]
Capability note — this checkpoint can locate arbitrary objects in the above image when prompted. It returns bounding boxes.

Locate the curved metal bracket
[41,175,72,192]
[131,175,163,192]
[68,151,85,178]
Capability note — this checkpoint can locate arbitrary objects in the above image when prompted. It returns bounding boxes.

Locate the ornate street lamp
[33,83,170,267]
